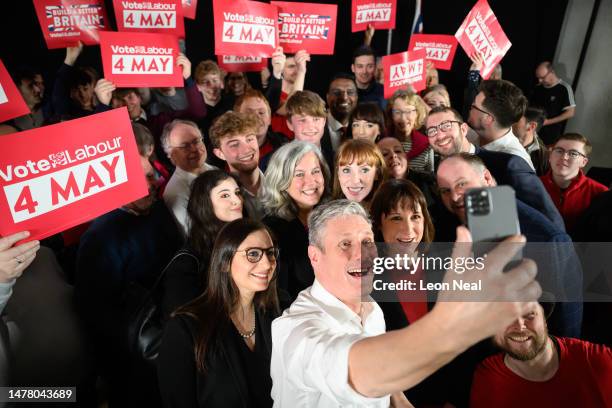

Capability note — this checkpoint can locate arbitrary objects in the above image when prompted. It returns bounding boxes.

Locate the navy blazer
[474,146,565,231]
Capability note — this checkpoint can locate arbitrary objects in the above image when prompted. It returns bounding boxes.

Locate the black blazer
[263,215,314,300]
[157,306,278,408]
[474,146,565,231]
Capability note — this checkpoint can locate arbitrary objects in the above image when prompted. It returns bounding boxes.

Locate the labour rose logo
[49,151,68,167]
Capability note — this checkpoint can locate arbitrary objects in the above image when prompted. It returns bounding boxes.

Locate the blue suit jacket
[474,146,565,231]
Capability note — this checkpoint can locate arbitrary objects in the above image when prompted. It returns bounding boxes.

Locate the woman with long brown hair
[157,218,280,407]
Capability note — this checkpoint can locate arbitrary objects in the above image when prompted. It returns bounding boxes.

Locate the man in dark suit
[425,106,564,231]
[435,153,583,339]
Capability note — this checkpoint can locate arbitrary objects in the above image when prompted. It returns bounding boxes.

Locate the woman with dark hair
[160,169,250,321]
[346,102,386,143]
[157,218,280,407]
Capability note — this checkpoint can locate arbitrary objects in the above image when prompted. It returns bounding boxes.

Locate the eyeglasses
[170,137,204,150]
[425,120,462,138]
[551,147,586,160]
[391,109,417,117]
[330,89,357,97]
[470,104,491,116]
[236,247,280,263]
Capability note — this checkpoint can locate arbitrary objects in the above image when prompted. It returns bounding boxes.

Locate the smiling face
[214,131,260,174]
[287,114,326,146]
[493,302,549,361]
[230,229,276,297]
[425,111,467,157]
[437,157,493,224]
[377,137,408,179]
[380,200,424,251]
[549,139,588,181]
[168,123,207,173]
[238,97,271,145]
[351,120,380,143]
[283,57,298,84]
[338,160,377,203]
[351,55,376,88]
[199,73,223,103]
[391,98,418,136]
[210,177,243,222]
[309,214,376,306]
[226,72,248,96]
[286,151,325,212]
[327,78,358,122]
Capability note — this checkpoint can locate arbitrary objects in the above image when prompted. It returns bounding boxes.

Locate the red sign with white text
[351,0,396,32]
[272,1,337,55]
[99,31,183,88]
[217,56,268,73]
[33,0,110,49]
[181,0,197,19]
[0,60,30,124]
[0,108,148,241]
[408,34,458,71]
[455,0,511,79]
[113,0,185,38]
[213,0,278,57]
[383,49,427,98]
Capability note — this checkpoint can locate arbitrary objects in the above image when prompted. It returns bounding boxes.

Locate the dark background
[0,0,568,110]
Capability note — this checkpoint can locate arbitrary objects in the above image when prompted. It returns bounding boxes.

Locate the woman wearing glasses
[157,218,281,407]
[385,90,434,173]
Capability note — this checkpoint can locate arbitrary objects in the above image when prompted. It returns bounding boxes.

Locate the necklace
[234,309,256,339]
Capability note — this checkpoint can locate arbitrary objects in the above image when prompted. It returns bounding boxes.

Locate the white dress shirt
[163,164,215,235]
[271,279,390,407]
[481,128,535,171]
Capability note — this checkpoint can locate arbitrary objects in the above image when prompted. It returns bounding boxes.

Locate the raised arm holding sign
[455,0,511,80]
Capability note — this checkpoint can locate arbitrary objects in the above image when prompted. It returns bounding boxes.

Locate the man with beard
[326,74,358,152]
[162,119,216,234]
[470,302,612,407]
[210,111,263,197]
[425,106,564,231]
[468,80,535,170]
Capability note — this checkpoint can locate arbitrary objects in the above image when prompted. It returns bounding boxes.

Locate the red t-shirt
[471,337,612,408]
[270,91,294,139]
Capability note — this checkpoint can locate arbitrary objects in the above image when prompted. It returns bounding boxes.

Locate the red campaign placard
[33,0,110,49]
[99,31,183,88]
[455,0,511,79]
[272,1,337,55]
[182,0,197,19]
[408,34,458,71]
[382,49,427,98]
[113,0,185,38]
[213,0,278,58]
[217,56,268,73]
[351,0,396,32]
[0,108,148,241]
[0,60,30,124]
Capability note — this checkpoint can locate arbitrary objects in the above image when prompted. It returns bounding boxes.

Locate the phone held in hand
[465,186,522,265]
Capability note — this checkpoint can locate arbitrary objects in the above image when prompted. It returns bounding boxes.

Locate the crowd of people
[1,24,611,408]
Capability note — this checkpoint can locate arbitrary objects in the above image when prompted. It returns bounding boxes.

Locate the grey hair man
[162,119,215,234]
[271,199,541,407]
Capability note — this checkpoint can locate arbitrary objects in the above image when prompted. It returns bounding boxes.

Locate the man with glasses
[162,119,216,234]
[540,133,608,233]
[425,106,565,231]
[326,73,359,151]
[468,80,536,171]
[531,62,576,146]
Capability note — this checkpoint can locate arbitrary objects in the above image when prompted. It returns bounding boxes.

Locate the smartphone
[465,186,522,263]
